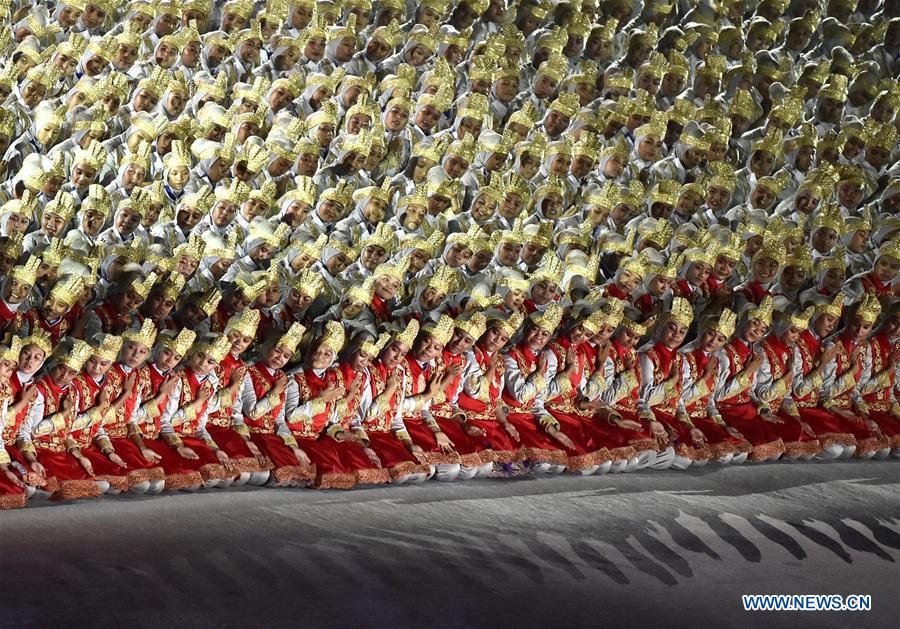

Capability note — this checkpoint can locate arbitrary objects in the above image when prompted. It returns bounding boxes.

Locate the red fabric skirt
[296,436,357,489]
[142,436,231,485]
[141,439,204,490]
[435,417,492,467]
[718,403,786,460]
[363,431,431,480]
[770,412,823,457]
[34,448,102,500]
[248,433,316,486]
[547,409,611,469]
[80,445,132,493]
[333,440,392,484]
[577,412,645,459]
[403,418,463,465]
[504,411,568,466]
[869,410,900,449]
[797,407,862,451]
[466,419,522,463]
[106,437,167,484]
[0,471,26,509]
[691,417,754,459]
[207,426,272,474]
[653,409,714,460]
[608,408,665,456]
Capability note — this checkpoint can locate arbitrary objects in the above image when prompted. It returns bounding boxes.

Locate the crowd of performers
[1,0,900,508]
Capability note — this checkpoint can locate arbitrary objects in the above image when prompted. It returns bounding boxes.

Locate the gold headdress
[359,332,391,359]
[123,318,158,349]
[786,307,814,330]
[320,320,346,355]
[666,297,694,328]
[197,334,232,362]
[530,303,563,334]
[58,340,93,373]
[454,313,487,340]
[392,318,420,348]
[48,275,85,308]
[9,257,41,287]
[24,328,52,357]
[424,314,455,346]
[708,308,737,339]
[746,296,775,327]
[855,292,882,325]
[160,328,196,358]
[274,322,305,355]
[92,334,124,362]
[0,336,23,365]
[426,264,459,295]
[128,272,158,301]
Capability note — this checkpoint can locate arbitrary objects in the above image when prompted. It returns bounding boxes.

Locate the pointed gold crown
[709,308,738,339]
[226,308,261,339]
[454,313,487,340]
[667,297,694,328]
[427,264,459,295]
[816,292,845,320]
[746,296,775,328]
[9,257,41,287]
[487,312,521,339]
[393,318,420,349]
[197,335,231,363]
[287,268,326,299]
[25,328,53,357]
[160,328,196,358]
[130,272,159,300]
[360,332,391,358]
[597,297,626,328]
[277,322,307,354]
[320,320,346,356]
[159,273,187,301]
[48,275,85,307]
[297,234,328,261]
[59,340,93,373]
[856,292,882,325]
[752,234,787,265]
[530,253,564,286]
[199,290,222,316]
[1,336,23,364]
[530,303,563,334]
[124,318,158,350]
[424,314,455,346]
[92,334,124,362]
[236,277,269,302]
[44,191,77,224]
[787,306,815,331]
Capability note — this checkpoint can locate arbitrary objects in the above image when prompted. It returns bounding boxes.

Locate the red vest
[244,363,286,434]
[174,368,213,436]
[457,344,503,419]
[862,332,895,411]
[608,339,640,412]
[32,376,73,452]
[208,353,244,427]
[642,342,682,414]
[25,310,70,344]
[103,364,147,437]
[290,367,345,437]
[719,338,754,406]
[430,350,465,420]
[545,335,585,412]
[501,343,541,411]
[366,361,402,432]
[93,303,132,335]
[683,347,716,416]
[760,335,792,407]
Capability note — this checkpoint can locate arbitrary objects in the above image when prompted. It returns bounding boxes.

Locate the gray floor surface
[1,460,898,628]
